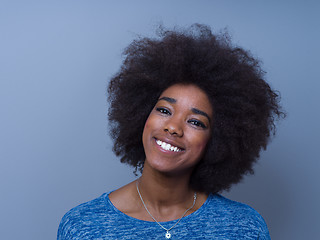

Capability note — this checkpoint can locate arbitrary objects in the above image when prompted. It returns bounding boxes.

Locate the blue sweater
[58,192,270,239]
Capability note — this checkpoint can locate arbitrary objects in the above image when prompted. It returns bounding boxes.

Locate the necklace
[136,180,197,239]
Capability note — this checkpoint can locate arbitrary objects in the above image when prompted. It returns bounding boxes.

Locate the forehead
[159,84,213,116]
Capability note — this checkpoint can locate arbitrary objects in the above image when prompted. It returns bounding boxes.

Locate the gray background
[1,1,319,239]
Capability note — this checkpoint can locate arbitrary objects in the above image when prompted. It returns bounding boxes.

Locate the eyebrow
[191,108,211,123]
[158,97,211,122]
[158,96,176,103]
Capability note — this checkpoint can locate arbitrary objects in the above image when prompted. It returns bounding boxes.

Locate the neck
[138,164,194,210]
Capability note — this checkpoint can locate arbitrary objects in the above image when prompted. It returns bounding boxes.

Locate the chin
[146,159,193,176]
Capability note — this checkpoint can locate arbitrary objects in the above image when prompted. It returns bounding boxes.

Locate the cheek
[143,116,153,135]
[143,113,162,134]
[142,120,149,142]
[142,115,155,143]
[195,142,207,154]
[143,117,151,130]
[193,135,211,155]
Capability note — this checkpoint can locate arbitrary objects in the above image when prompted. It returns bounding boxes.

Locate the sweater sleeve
[57,212,74,240]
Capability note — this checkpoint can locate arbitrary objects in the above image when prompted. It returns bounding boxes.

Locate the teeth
[156,139,182,152]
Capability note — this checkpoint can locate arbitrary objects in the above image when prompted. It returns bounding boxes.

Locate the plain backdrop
[1,1,319,239]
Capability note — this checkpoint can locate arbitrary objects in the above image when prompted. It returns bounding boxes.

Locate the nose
[164,117,184,137]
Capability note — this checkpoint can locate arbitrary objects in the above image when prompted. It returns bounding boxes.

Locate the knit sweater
[58,192,270,239]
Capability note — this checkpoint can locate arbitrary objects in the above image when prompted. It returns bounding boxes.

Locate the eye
[188,119,207,129]
[156,107,171,115]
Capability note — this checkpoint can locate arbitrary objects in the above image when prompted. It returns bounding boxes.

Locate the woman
[58,24,284,239]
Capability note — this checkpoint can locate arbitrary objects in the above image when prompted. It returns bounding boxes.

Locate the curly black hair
[108,24,284,194]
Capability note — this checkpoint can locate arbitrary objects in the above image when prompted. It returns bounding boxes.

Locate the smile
[156,139,183,152]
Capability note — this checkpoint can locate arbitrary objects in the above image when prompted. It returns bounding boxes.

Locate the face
[142,84,213,176]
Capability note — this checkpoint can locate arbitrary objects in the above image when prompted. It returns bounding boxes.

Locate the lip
[153,137,185,153]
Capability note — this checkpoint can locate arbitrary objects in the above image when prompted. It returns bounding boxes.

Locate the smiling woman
[57,24,284,239]
[142,84,213,176]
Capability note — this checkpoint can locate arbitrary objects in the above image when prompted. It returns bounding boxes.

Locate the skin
[109,84,213,222]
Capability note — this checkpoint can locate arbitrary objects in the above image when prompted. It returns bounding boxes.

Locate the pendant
[165,231,171,239]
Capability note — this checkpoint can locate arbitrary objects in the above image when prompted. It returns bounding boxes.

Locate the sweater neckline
[104,191,214,224]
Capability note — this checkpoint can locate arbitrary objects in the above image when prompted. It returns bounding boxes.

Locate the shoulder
[57,192,112,239]
[108,181,140,215]
[208,194,264,216]
[201,194,270,239]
